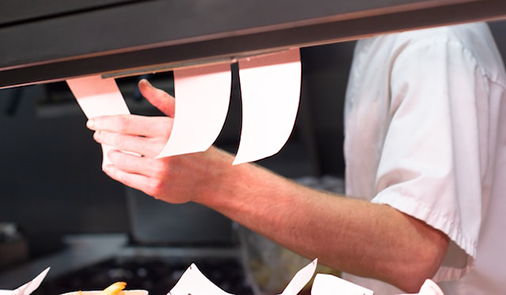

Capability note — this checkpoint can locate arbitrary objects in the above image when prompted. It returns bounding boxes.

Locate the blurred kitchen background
[0,19,505,295]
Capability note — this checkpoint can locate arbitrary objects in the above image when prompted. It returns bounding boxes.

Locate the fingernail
[139,78,149,86]
[144,79,154,88]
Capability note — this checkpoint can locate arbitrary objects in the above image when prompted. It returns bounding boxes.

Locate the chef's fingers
[94,130,167,158]
[103,163,157,197]
[138,79,176,118]
[87,115,172,138]
[107,149,165,177]
[103,155,169,199]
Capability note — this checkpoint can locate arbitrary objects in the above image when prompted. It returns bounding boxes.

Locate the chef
[86,22,506,294]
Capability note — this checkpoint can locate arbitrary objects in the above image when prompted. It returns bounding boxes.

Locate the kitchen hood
[1,0,506,89]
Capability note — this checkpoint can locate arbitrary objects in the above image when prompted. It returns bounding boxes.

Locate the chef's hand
[86,79,234,204]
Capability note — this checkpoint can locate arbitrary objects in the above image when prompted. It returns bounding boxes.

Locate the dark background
[0,20,505,265]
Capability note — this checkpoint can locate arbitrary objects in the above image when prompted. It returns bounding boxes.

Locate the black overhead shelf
[1,0,506,89]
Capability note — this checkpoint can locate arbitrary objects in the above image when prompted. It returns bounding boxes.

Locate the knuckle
[146,179,164,197]
[117,171,128,184]
[107,149,120,162]
[110,134,123,147]
[152,162,167,177]
[116,115,131,133]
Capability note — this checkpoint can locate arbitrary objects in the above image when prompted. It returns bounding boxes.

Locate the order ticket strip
[66,48,301,166]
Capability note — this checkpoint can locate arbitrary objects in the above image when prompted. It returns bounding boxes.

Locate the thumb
[138,79,175,117]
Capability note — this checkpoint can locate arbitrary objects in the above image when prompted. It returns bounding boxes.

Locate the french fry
[99,282,127,295]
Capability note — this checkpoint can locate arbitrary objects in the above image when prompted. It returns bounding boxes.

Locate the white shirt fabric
[342,22,506,294]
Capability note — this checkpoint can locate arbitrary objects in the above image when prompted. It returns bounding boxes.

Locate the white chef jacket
[342,22,506,294]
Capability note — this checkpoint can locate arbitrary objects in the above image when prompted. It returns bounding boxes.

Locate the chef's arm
[194,149,449,293]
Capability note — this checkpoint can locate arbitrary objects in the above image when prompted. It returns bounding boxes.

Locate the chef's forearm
[197,149,449,292]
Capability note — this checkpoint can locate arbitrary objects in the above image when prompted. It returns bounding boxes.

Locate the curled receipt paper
[68,48,303,165]
[167,259,317,295]
[396,279,445,295]
[234,48,301,165]
[311,273,374,295]
[311,274,444,295]
[66,75,130,167]
[0,267,50,295]
[168,263,234,295]
[279,258,318,295]
[156,63,231,158]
